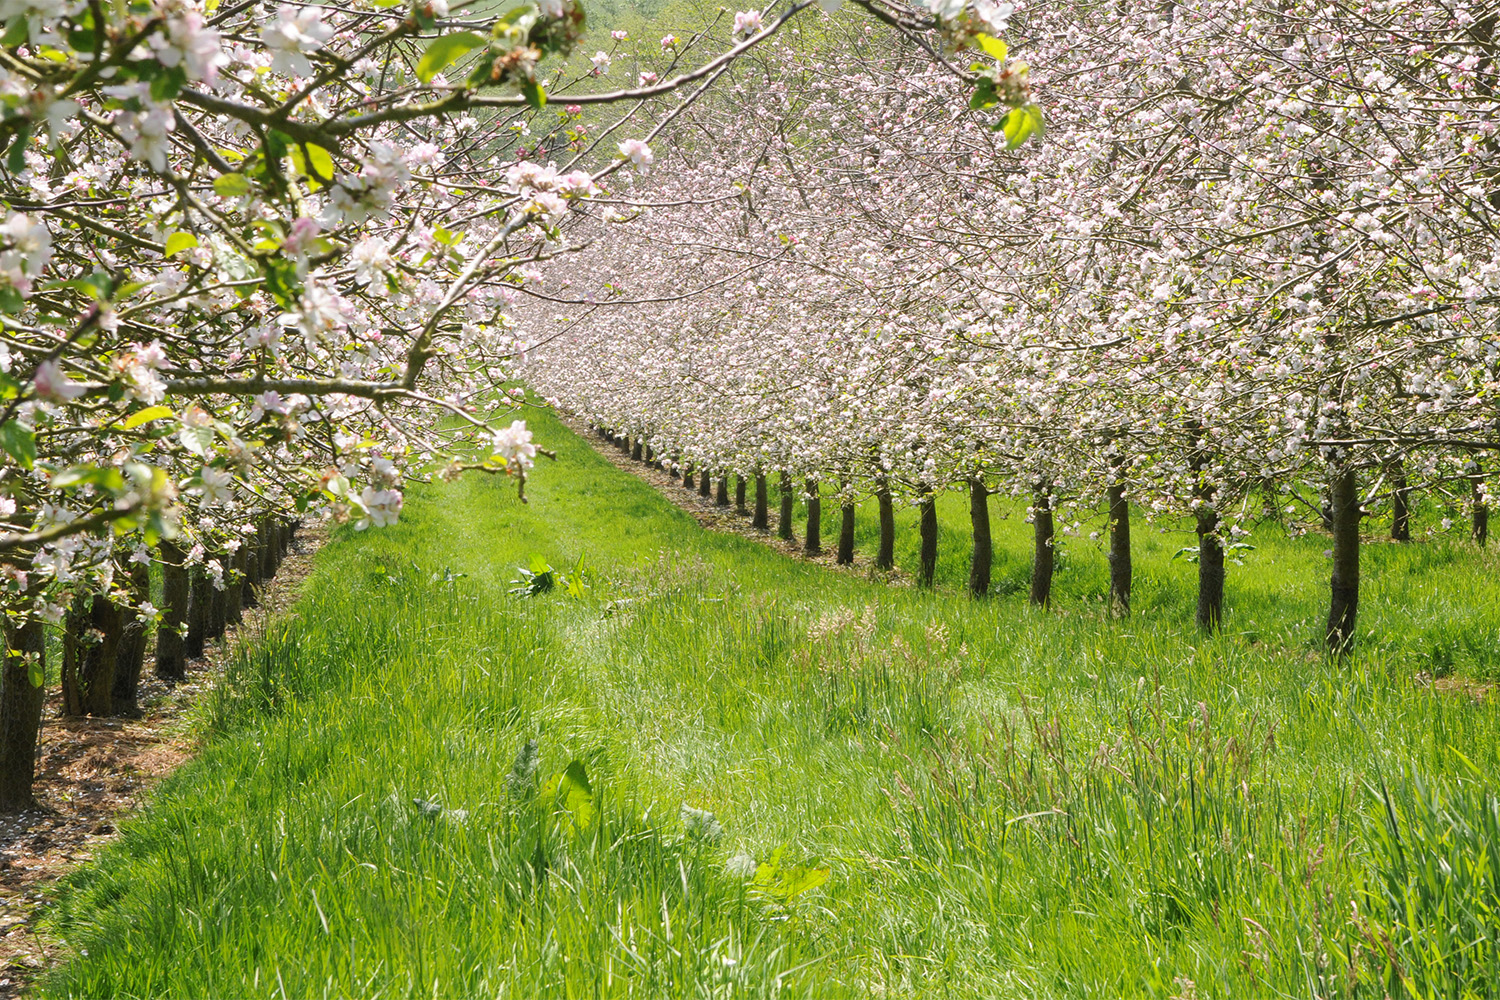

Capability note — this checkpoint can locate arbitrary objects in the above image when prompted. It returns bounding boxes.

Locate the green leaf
[0,420,34,470]
[50,464,124,492]
[213,173,250,197]
[178,424,214,458]
[290,142,337,190]
[164,231,199,257]
[2,18,30,46]
[999,104,1043,148]
[149,65,187,102]
[417,31,488,83]
[968,77,998,112]
[541,759,595,833]
[27,656,42,688]
[521,78,546,110]
[121,405,173,430]
[751,848,829,901]
[975,33,1007,60]
[5,125,30,175]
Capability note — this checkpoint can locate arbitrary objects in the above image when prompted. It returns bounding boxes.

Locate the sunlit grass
[40,407,1500,998]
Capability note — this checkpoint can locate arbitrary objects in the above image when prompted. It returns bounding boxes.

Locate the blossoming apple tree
[0,0,1036,808]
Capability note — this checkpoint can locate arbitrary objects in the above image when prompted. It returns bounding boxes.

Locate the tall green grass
[41,408,1500,998]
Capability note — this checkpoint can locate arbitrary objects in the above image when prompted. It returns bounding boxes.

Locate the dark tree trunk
[227,544,246,626]
[0,616,45,812]
[753,474,768,529]
[71,595,122,717]
[1195,504,1224,632]
[837,498,856,566]
[682,464,695,491]
[804,479,822,556]
[715,476,730,507]
[112,561,151,717]
[968,478,991,598]
[61,602,85,717]
[186,567,209,659]
[240,531,257,593]
[208,571,228,642]
[778,473,795,542]
[917,489,938,588]
[1326,468,1362,656]
[1471,459,1488,547]
[157,540,189,682]
[643,444,653,465]
[735,476,747,515]
[259,517,275,581]
[1108,479,1132,615]
[631,439,643,462]
[1192,431,1224,631]
[699,469,712,498]
[1029,488,1054,607]
[1389,458,1411,542]
[876,481,895,571]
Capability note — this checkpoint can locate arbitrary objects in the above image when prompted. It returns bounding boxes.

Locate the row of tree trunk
[0,515,298,812]
[601,430,1484,663]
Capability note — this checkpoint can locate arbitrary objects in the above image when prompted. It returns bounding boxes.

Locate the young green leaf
[164,231,199,257]
[417,31,488,83]
[975,33,1007,60]
[0,420,35,470]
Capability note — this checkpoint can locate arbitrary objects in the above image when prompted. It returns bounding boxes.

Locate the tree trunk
[804,478,821,556]
[63,597,121,717]
[753,473,768,529]
[643,444,653,465]
[227,544,246,626]
[682,464,695,492]
[778,473,795,542]
[699,469,712,498]
[631,439,643,462]
[917,489,938,588]
[1192,432,1224,631]
[112,561,151,717]
[735,475,747,515]
[968,478,991,598]
[837,501,856,566]
[716,476,730,507]
[0,616,45,812]
[1326,468,1361,656]
[1389,458,1411,542]
[1196,504,1224,632]
[1108,479,1132,615]
[243,529,262,592]
[61,601,86,717]
[186,567,209,659]
[157,540,189,682]
[1471,458,1488,547]
[1029,488,1054,607]
[876,481,895,571]
[259,517,275,581]
[208,568,228,642]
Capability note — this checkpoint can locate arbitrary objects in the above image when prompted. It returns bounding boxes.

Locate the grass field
[40,407,1500,998]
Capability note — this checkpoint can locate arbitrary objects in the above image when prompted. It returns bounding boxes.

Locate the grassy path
[40,410,1500,998]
